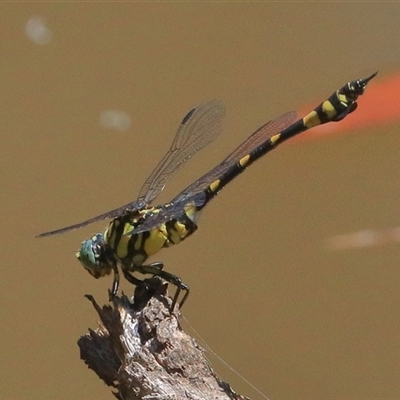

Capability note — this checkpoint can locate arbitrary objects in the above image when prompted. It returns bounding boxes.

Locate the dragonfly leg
[108,263,120,300]
[137,262,190,311]
[122,268,146,286]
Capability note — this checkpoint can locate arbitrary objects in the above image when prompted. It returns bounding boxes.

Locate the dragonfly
[38,72,377,310]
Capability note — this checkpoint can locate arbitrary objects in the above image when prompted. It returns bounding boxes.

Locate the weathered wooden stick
[78,277,251,400]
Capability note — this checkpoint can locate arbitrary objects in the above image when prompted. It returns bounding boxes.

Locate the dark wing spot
[181,107,196,125]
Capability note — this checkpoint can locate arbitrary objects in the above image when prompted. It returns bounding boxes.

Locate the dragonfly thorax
[76,233,114,279]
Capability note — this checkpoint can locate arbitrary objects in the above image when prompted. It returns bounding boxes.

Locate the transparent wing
[37,100,225,238]
[131,110,297,234]
[172,110,296,205]
[35,201,143,237]
[137,100,225,205]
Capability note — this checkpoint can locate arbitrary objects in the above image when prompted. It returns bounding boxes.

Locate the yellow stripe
[106,220,118,247]
[114,221,135,259]
[168,224,180,244]
[116,236,128,259]
[303,110,321,128]
[239,154,250,167]
[337,93,348,107]
[134,232,143,251]
[321,100,337,118]
[170,221,191,244]
[209,179,221,193]
[270,133,281,145]
[184,203,197,222]
[144,227,167,256]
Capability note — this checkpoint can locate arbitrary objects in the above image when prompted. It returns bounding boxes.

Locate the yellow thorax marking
[134,231,143,251]
[115,222,134,259]
[106,221,118,247]
[144,226,168,256]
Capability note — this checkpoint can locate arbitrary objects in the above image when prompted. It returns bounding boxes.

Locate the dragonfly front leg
[108,263,120,300]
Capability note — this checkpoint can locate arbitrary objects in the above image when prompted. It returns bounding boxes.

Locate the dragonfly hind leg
[132,262,190,311]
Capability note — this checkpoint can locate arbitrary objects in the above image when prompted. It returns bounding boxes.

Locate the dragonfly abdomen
[199,73,377,208]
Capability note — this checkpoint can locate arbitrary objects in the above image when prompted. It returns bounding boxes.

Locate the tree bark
[78,277,251,400]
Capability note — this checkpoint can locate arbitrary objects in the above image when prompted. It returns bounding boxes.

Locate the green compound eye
[76,233,108,279]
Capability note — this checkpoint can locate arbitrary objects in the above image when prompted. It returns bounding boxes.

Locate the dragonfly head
[76,233,113,279]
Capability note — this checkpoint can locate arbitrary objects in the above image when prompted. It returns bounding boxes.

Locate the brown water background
[1,4,400,399]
